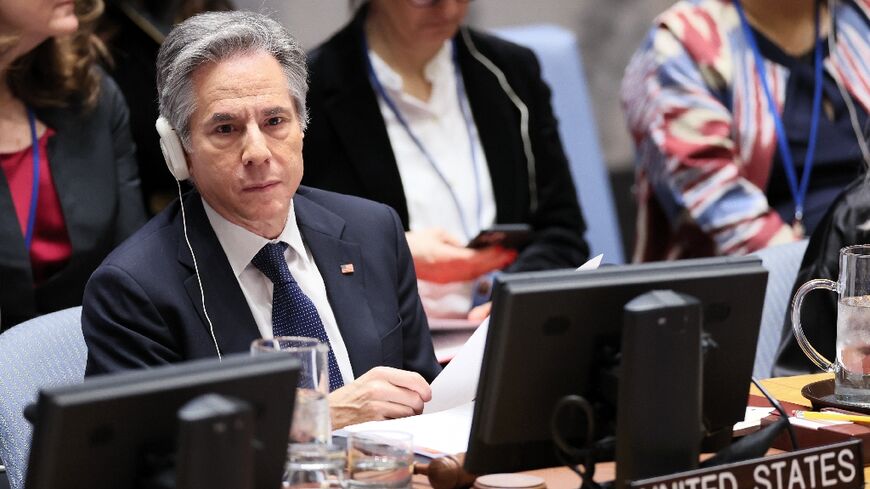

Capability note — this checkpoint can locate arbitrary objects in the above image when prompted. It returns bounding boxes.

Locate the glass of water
[347,431,413,489]
[251,337,331,444]
[284,443,346,489]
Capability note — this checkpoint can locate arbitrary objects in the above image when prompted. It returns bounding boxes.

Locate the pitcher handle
[790,279,838,372]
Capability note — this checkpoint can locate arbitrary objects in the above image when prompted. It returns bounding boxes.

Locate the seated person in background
[96,0,234,215]
[82,11,441,428]
[0,0,146,328]
[774,172,870,376]
[622,0,869,262]
[302,0,589,320]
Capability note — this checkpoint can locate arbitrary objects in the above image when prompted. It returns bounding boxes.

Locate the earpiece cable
[176,179,222,361]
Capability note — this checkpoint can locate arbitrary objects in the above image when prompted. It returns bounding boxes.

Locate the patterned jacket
[622,0,870,262]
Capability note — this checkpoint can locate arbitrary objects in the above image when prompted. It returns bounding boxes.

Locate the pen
[794,410,870,423]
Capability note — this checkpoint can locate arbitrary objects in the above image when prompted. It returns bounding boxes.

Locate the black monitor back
[26,353,298,489]
[464,256,767,474]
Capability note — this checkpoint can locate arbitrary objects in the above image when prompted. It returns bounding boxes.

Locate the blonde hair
[4,0,107,111]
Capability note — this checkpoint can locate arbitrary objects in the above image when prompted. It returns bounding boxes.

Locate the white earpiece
[155,116,190,181]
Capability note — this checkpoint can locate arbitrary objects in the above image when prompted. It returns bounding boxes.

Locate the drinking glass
[251,337,331,444]
[284,443,346,489]
[346,431,413,489]
[792,244,870,404]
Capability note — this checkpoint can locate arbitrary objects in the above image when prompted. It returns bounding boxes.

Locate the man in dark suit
[82,10,440,428]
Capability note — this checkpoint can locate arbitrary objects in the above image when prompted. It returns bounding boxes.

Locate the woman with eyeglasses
[0,0,146,328]
[302,0,589,322]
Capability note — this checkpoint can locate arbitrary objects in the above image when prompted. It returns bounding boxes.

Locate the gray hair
[156,10,309,149]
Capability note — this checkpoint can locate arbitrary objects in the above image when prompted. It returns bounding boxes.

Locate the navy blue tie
[252,242,344,392]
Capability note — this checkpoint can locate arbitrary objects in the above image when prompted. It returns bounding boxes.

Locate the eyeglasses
[406,0,474,7]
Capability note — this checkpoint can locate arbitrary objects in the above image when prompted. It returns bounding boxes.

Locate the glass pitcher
[791,244,870,404]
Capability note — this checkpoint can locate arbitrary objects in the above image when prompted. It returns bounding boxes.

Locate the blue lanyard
[363,37,484,240]
[734,0,824,232]
[24,108,40,250]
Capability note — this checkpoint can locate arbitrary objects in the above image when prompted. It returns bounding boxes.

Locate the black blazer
[301,9,589,273]
[0,75,146,328]
[82,186,441,382]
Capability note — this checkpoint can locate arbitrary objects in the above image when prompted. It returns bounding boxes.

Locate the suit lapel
[176,194,261,355]
[294,191,381,377]
[322,86,409,224]
[316,9,410,225]
[455,33,526,222]
[40,108,113,261]
[0,171,34,322]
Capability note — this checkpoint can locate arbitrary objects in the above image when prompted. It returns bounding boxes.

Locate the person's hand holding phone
[467,301,492,321]
[405,228,517,283]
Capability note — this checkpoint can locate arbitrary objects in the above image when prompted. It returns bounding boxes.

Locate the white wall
[232,0,674,171]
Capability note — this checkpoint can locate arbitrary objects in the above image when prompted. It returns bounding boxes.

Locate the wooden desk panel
[756,373,870,488]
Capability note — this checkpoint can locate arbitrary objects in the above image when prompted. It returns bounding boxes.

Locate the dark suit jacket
[0,74,146,328]
[82,186,441,382]
[774,177,870,376]
[301,8,589,273]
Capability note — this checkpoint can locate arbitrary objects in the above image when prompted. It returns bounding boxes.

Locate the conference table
[411,373,870,489]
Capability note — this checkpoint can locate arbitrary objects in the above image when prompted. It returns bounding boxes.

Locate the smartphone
[466,224,532,249]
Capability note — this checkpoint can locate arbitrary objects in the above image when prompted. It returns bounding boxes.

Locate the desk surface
[755,372,830,407]
[413,373,862,489]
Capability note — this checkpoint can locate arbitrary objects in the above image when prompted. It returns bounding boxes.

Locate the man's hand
[329,366,432,429]
[406,228,517,283]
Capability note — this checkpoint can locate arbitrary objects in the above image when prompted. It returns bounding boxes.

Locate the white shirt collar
[368,40,454,96]
[202,197,308,279]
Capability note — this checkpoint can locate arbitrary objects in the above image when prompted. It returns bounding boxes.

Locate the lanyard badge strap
[363,35,484,241]
[733,0,824,237]
[24,108,40,251]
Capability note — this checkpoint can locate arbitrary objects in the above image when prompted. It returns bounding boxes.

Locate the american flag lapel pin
[340,263,355,275]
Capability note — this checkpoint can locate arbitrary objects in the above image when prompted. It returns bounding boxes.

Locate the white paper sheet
[340,401,475,457]
[424,320,489,414]
[577,253,603,271]
[732,406,774,436]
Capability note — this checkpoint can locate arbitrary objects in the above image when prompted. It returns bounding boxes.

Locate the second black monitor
[465,256,768,474]
[27,353,298,489]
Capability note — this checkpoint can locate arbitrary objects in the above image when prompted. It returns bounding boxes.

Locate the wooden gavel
[414,453,477,489]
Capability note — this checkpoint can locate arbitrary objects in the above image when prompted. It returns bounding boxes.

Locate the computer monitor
[464,256,768,474]
[26,353,299,489]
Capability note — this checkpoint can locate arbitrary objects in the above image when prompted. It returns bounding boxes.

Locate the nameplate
[629,439,863,489]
